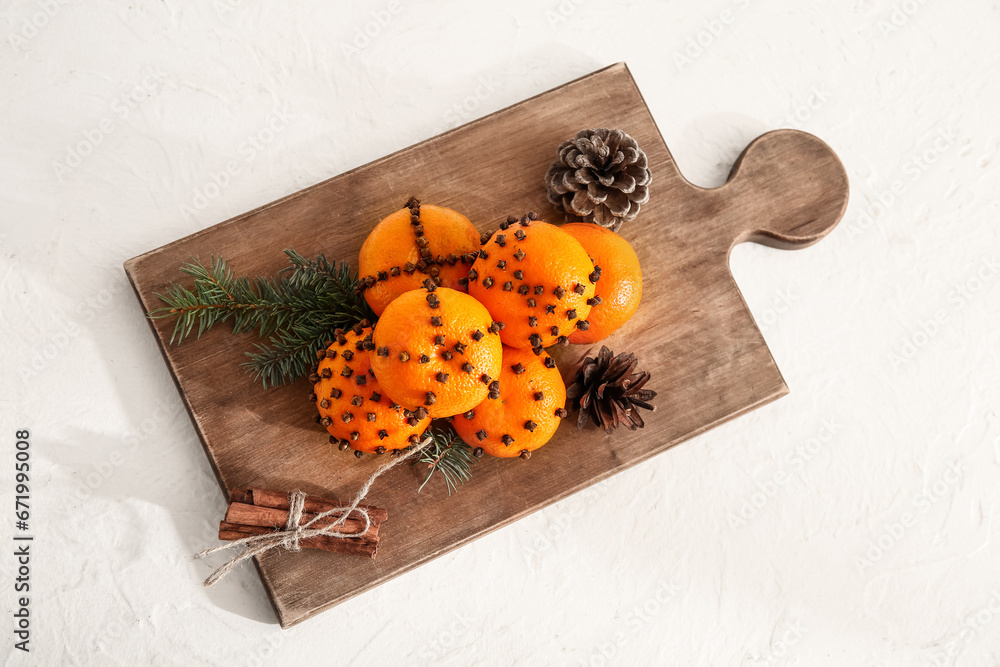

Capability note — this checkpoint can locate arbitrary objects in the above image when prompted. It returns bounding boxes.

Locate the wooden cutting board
[124,62,848,628]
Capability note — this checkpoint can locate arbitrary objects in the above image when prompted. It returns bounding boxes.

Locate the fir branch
[148,250,377,388]
[280,249,375,324]
[416,428,478,495]
[241,320,342,390]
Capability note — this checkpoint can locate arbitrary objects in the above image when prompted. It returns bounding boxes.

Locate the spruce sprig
[148,249,376,389]
[416,428,478,495]
[242,320,345,391]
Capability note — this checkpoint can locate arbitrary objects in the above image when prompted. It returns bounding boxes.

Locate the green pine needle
[417,428,478,495]
[148,249,376,389]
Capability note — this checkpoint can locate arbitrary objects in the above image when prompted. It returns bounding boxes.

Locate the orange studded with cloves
[370,283,503,418]
[468,214,599,353]
[452,346,567,459]
[311,323,431,456]
[357,198,481,316]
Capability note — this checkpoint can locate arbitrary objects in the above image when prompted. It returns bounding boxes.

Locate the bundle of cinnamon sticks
[218,487,387,559]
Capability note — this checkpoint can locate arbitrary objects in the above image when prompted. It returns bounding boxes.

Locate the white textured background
[2,1,999,665]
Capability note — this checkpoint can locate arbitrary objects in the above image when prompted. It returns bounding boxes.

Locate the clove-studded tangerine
[312,324,431,455]
[561,222,643,344]
[370,283,503,418]
[452,346,567,458]
[468,214,598,353]
[358,198,481,316]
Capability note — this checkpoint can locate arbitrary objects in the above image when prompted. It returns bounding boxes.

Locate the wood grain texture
[124,62,848,627]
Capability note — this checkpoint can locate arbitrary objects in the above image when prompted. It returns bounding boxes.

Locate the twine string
[196,435,433,586]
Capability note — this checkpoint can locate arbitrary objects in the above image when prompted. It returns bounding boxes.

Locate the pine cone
[544,128,651,232]
[566,346,656,433]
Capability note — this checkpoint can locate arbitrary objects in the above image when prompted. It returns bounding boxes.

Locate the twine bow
[196,435,433,586]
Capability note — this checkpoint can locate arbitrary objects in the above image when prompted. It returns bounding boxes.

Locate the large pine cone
[544,128,651,232]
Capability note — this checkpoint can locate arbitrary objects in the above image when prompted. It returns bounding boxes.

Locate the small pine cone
[566,345,656,433]
[544,128,651,232]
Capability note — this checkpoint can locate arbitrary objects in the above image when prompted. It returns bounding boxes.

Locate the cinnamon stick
[216,487,388,560]
[218,522,378,559]
[224,502,378,540]
[231,487,388,524]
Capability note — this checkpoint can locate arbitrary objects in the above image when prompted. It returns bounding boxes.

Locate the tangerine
[311,323,431,455]
[561,223,643,344]
[452,346,567,458]
[370,283,503,418]
[468,214,599,353]
[358,198,480,315]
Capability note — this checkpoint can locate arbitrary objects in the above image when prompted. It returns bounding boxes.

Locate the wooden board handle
[723,129,849,250]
